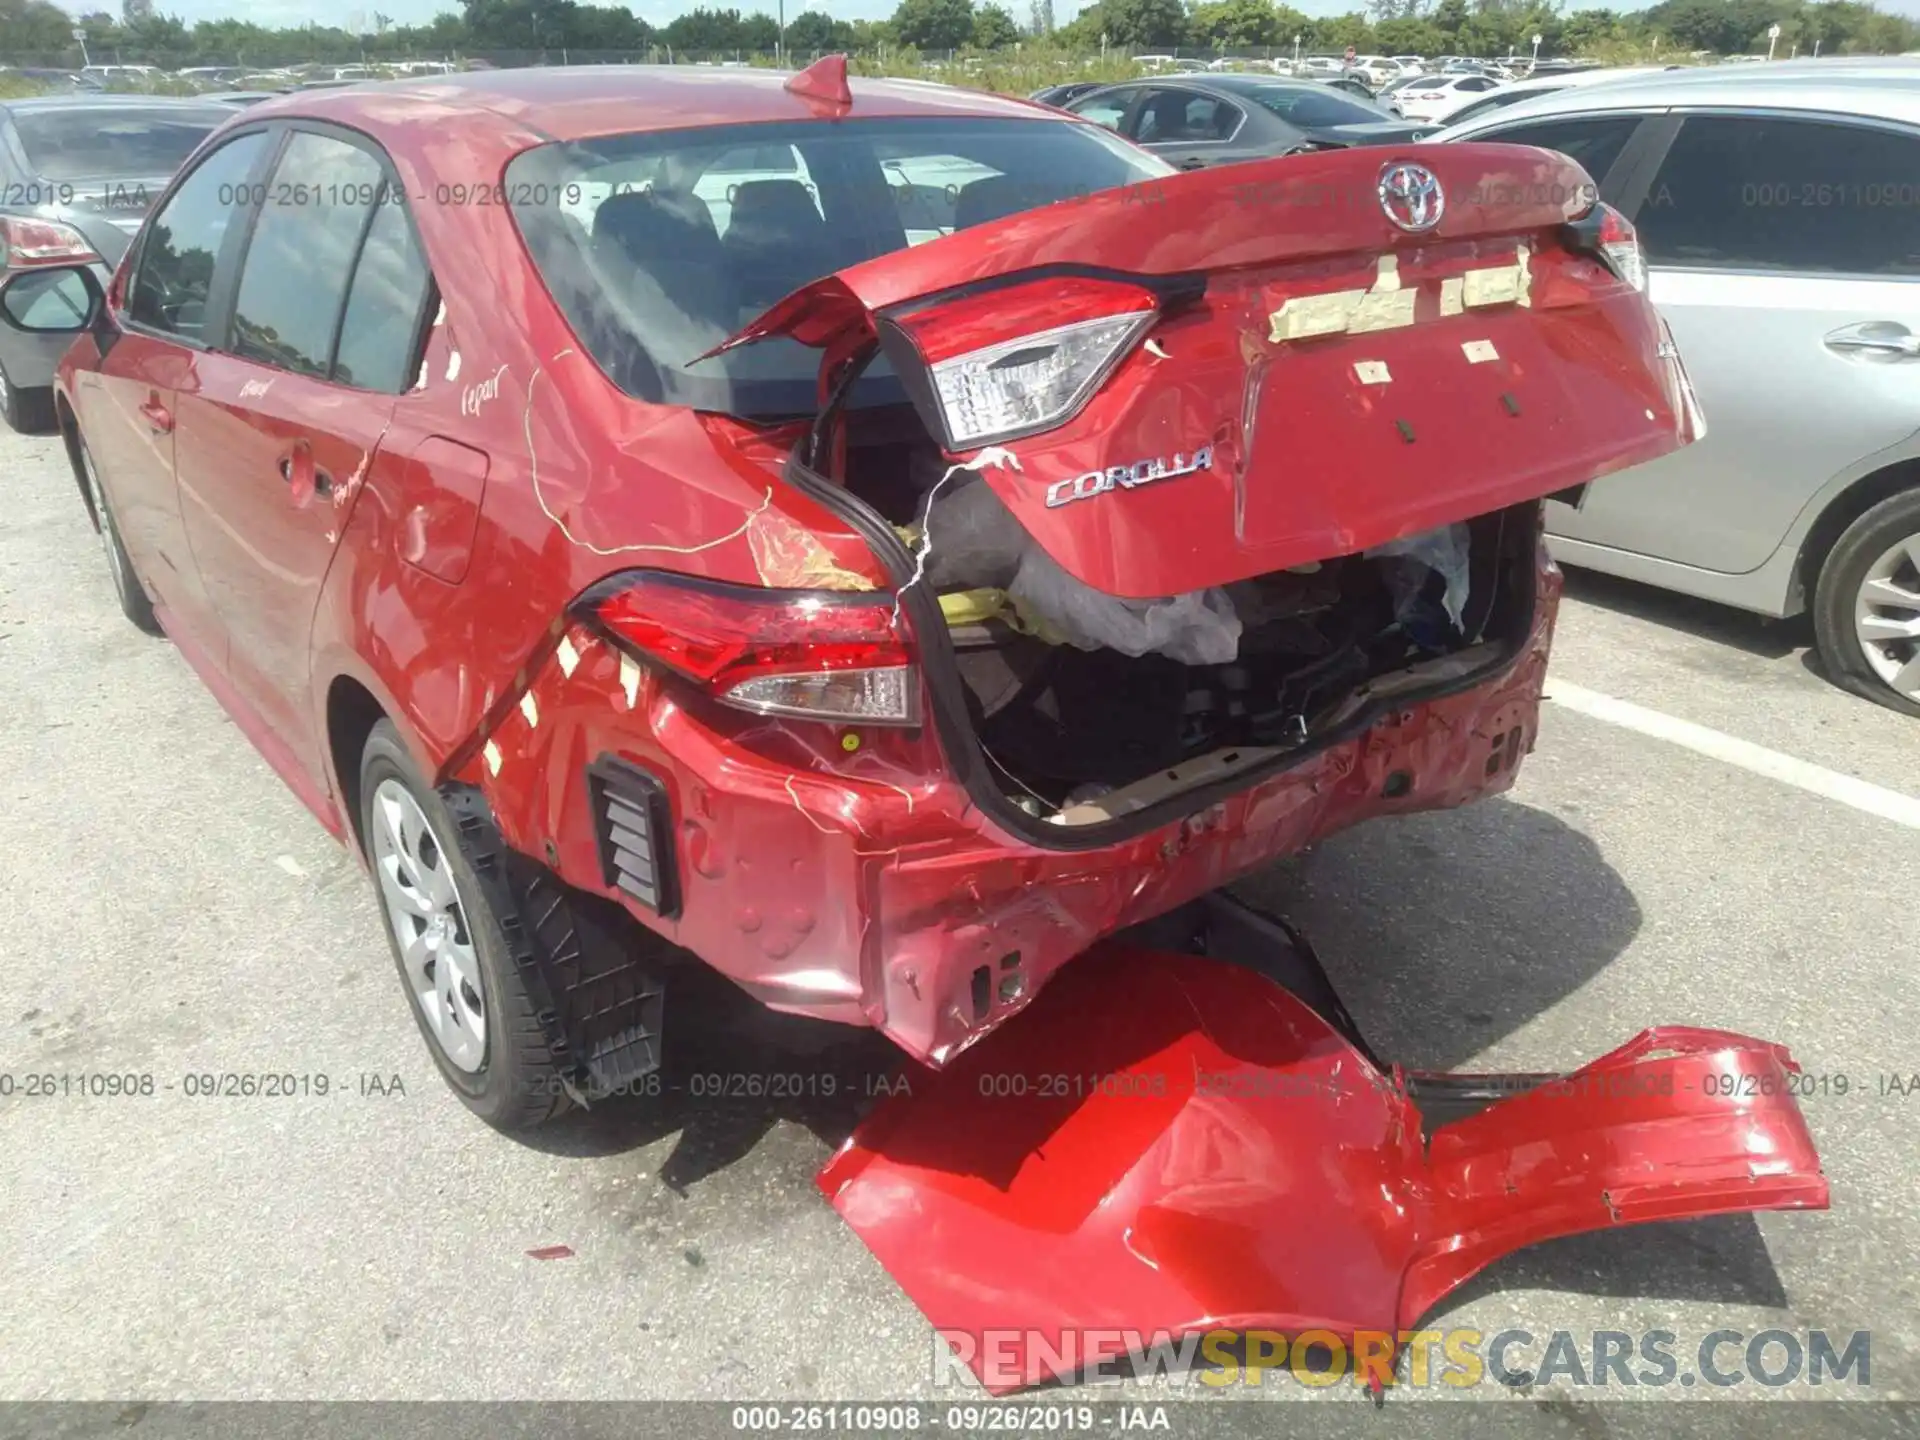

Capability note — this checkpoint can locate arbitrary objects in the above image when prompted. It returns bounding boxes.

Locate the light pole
[1530,31,1541,68]
[72,23,89,68]
[1767,22,1780,59]
[777,0,785,63]
[1292,32,1300,69]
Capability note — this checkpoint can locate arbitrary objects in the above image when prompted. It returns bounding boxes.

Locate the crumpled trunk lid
[724,144,1699,599]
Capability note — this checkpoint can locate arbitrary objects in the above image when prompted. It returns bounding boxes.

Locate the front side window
[507,115,1170,418]
[229,131,386,378]
[1636,114,1920,275]
[1134,91,1241,144]
[128,129,268,340]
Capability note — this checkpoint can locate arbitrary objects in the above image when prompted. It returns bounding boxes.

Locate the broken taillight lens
[1563,201,1645,292]
[878,276,1158,451]
[585,572,920,726]
[0,215,101,267]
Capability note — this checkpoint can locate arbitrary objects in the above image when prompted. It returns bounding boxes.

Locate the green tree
[1430,0,1468,35]
[891,0,976,49]
[1372,15,1444,51]
[1309,10,1374,48]
[1558,6,1621,51]
[1190,0,1283,47]
[786,8,855,49]
[972,2,1021,44]
[662,6,749,49]
[1098,0,1187,47]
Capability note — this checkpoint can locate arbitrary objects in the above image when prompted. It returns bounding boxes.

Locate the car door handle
[1824,321,1920,358]
[278,453,332,497]
[138,398,173,434]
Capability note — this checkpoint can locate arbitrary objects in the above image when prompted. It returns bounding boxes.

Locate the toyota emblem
[1378,162,1445,234]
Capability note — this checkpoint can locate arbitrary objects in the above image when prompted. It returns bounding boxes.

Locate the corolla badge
[1044,447,1213,509]
[1378,162,1445,234]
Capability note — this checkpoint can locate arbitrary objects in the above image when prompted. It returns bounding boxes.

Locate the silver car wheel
[1853,532,1920,702]
[80,445,129,608]
[370,778,487,1073]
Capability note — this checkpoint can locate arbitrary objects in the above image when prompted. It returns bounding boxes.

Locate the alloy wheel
[1852,532,1920,704]
[369,778,487,1072]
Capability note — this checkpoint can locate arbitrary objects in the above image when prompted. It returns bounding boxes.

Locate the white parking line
[1545,679,1920,831]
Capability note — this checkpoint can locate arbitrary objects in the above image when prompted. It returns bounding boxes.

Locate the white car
[1428,64,1684,126]
[1394,72,1504,120]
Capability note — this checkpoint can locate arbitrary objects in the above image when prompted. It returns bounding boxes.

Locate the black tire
[358,721,571,1131]
[0,359,57,434]
[77,435,163,636]
[1812,487,1920,719]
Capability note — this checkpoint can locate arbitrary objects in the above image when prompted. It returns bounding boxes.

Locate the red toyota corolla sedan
[0,61,1700,1130]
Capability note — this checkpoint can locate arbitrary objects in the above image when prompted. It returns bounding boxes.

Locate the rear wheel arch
[1796,457,1920,605]
[326,674,393,857]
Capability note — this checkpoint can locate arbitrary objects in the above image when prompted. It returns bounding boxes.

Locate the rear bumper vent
[587,756,681,919]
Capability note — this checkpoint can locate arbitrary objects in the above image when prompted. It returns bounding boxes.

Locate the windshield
[1224,84,1387,127]
[507,116,1169,419]
[13,108,228,181]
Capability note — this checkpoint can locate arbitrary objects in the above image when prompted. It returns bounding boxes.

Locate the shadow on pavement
[1560,565,1808,662]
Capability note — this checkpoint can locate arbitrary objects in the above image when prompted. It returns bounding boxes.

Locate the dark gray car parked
[0,95,234,431]
[1061,74,1432,171]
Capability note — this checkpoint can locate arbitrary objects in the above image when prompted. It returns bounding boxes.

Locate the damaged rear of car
[492,111,1700,1073]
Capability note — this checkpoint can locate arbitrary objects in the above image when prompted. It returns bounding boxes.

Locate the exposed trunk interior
[836,402,1537,827]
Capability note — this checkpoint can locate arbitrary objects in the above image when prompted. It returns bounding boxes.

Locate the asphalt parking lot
[2,419,1917,1428]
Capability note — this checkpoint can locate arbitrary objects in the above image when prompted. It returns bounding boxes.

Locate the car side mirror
[0,264,104,335]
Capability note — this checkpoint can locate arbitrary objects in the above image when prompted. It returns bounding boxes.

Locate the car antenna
[785,53,853,113]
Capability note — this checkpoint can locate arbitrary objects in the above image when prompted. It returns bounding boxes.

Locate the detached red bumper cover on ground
[818,915,1828,1394]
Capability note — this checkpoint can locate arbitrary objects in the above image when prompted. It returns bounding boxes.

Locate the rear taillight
[878,276,1158,451]
[0,215,101,267]
[1563,201,1646,292]
[584,572,919,726]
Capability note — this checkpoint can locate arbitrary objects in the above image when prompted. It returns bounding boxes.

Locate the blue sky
[67,0,1920,37]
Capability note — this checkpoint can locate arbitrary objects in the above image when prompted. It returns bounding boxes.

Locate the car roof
[0,94,236,115]
[241,64,1055,143]
[1442,59,1920,130]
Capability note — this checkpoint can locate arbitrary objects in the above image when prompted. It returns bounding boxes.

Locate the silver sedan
[1434,60,1920,716]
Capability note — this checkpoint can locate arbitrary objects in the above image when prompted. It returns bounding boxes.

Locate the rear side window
[1477,115,1640,191]
[1133,91,1241,144]
[333,194,434,392]
[1635,114,1920,275]
[230,132,386,378]
[128,130,268,340]
[13,107,229,181]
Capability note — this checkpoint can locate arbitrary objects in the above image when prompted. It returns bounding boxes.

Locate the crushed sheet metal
[819,943,1828,1395]
[1353,361,1392,385]
[748,508,877,591]
[1462,339,1500,364]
